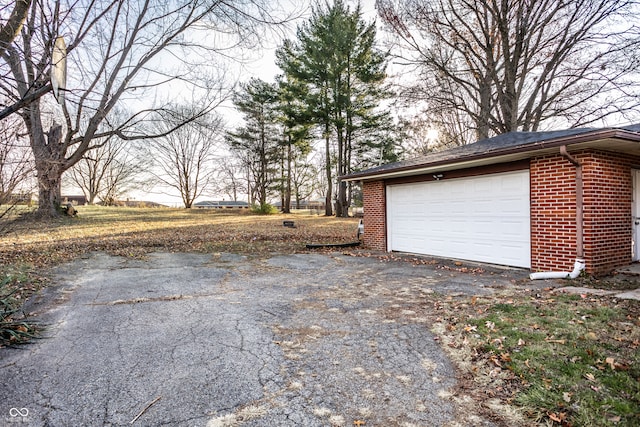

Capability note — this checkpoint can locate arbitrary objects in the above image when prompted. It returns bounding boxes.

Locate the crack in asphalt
[0,252,528,426]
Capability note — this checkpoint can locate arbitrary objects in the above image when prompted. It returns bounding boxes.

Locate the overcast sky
[218,0,380,125]
[61,1,383,206]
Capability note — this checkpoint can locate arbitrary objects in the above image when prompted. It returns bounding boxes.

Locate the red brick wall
[531,150,638,275]
[582,151,635,274]
[362,180,386,251]
[530,155,579,272]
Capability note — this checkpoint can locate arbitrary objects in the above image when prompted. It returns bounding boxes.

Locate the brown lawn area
[0,206,360,267]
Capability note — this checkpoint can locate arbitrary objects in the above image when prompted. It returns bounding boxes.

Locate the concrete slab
[556,286,640,301]
[0,252,528,427]
[614,288,640,300]
[615,263,640,275]
[555,286,616,297]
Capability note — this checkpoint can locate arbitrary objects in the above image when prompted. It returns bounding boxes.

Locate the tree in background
[215,159,245,203]
[227,78,282,207]
[276,0,391,217]
[67,136,149,205]
[377,0,640,144]
[276,74,312,213]
[290,158,320,210]
[0,0,286,216]
[147,109,222,209]
[0,115,33,209]
[353,111,402,169]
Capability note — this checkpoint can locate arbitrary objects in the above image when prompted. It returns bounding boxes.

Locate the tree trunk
[335,135,346,217]
[36,168,62,217]
[284,138,292,213]
[324,129,332,216]
[31,122,65,217]
[337,180,348,217]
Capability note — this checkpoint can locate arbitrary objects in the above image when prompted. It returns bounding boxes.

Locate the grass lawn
[431,291,640,426]
[1,206,639,426]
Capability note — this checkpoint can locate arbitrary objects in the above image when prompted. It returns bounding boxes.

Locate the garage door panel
[387,170,531,268]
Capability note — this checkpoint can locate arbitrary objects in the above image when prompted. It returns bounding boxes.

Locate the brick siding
[362,181,386,251]
[530,155,579,272]
[582,151,636,274]
[531,150,638,275]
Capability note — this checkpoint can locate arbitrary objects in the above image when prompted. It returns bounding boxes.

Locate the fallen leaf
[563,392,572,403]
[485,321,495,331]
[548,412,567,423]
[585,373,596,381]
[490,355,502,367]
[517,338,526,346]
[606,357,616,370]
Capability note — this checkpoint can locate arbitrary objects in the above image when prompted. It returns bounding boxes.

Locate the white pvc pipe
[530,271,570,280]
[530,259,586,280]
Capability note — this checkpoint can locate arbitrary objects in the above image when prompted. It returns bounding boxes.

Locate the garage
[386,170,531,268]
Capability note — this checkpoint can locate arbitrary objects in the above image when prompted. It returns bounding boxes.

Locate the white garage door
[387,170,531,268]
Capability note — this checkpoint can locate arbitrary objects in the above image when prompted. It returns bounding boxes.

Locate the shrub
[1,269,39,346]
[251,203,278,215]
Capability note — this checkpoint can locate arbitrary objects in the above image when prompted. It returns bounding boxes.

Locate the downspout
[530,145,586,279]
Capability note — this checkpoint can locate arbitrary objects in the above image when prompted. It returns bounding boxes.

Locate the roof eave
[342,129,640,182]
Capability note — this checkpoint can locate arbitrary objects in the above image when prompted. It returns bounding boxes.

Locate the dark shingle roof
[344,124,640,180]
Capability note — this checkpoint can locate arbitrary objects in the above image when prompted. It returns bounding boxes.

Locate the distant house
[343,124,640,275]
[194,200,250,209]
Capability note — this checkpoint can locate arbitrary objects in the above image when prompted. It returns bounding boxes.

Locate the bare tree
[377,0,640,144]
[0,0,291,217]
[0,115,33,219]
[66,136,149,205]
[216,158,246,202]
[148,110,223,208]
[291,158,318,209]
[0,0,31,58]
[99,142,150,206]
[0,115,32,199]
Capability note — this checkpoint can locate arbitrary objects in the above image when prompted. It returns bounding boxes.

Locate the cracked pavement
[0,252,528,426]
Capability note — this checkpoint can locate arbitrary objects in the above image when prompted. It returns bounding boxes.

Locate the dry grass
[0,206,360,267]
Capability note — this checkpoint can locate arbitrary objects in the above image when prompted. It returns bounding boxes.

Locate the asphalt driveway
[0,252,528,426]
